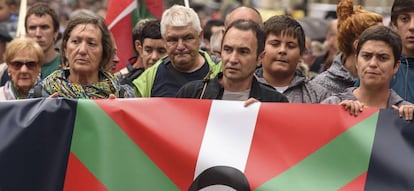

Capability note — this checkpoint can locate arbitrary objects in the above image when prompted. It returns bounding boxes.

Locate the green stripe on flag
[256,112,379,191]
[137,1,156,20]
[71,100,179,190]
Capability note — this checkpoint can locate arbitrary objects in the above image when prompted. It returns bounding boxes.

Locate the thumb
[108,94,117,99]
[392,105,399,110]
[48,92,59,98]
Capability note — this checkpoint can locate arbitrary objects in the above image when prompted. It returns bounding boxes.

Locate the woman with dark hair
[322,25,414,120]
[32,15,134,98]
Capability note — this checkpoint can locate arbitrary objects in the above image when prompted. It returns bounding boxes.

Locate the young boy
[255,15,330,103]
[390,0,414,103]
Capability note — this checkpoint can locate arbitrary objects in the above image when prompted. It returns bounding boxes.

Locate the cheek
[34,67,41,75]
[166,47,174,55]
[264,46,277,54]
[64,47,72,58]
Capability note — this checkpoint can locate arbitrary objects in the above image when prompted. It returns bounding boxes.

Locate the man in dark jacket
[177,20,288,103]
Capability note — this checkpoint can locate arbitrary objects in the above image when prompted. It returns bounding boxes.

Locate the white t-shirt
[222,89,250,101]
[274,86,288,93]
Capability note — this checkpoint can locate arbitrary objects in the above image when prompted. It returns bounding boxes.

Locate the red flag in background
[105,0,163,72]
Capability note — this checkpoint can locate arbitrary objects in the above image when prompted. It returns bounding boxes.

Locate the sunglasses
[9,61,38,70]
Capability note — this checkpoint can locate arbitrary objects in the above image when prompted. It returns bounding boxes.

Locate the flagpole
[184,0,189,8]
[15,0,27,38]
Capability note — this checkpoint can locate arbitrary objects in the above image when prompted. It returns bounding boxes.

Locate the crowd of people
[0,0,413,119]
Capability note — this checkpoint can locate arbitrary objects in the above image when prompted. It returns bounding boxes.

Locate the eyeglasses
[165,35,196,46]
[9,61,38,70]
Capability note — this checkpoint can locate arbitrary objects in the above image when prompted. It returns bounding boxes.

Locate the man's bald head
[225,6,262,27]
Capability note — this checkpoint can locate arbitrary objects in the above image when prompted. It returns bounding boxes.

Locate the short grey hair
[160,5,202,36]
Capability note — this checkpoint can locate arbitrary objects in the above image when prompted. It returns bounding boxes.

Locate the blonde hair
[336,0,382,57]
[5,37,44,65]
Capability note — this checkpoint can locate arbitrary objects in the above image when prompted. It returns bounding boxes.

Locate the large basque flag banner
[1,98,414,191]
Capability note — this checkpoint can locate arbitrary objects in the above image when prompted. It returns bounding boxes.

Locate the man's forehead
[164,25,198,36]
[223,29,256,45]
[27,14,53,24]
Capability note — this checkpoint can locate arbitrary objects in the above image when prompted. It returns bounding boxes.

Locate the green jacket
[132,50,221,97]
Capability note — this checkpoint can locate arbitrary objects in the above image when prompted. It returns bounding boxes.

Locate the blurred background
[29,0,391,21]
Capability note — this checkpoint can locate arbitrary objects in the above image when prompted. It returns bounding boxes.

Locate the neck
[354,86,389,108]
[173,54,205,73]
[44,48,57,64]
[11,82,29,99]
[263,70,294,87]
[403,49,414,57]
[343,54,357,78]
[68,70,100,85]
[133,56,144,69]
[17,88,29,99]
[221,76,253,92]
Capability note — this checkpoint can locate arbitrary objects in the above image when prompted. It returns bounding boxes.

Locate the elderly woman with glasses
[0,37,44,100]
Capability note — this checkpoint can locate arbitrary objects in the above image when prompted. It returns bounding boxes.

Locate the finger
[352,102,360,116]
[48,92,59,98]
[244,98,259,107]
[351,101,364,117]
[392,105,399,110]
[109,94,117,100]
[340,101,351,111]
[399,106,407,118]
[403,106,414,121]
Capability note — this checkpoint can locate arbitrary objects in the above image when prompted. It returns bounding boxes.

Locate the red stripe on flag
[105,0,135,71]
[109,16,133,71]
[245,103,378,189]
[338,172,367,191]
[63,152,108,191]
[142,0,163,19]
[94,98,213,190]
[105,0,134,25]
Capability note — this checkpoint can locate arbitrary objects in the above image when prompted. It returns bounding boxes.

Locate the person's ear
[353,40,359,51]
[393,59,401,74]
[258,51,265,67]
[54,31,59,42]
[199,30,204,39]
[135,40,142,53]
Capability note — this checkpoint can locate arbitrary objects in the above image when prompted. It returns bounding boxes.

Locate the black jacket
[176,73,289,103]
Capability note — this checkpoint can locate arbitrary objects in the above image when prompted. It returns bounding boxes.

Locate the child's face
[0,0,12,21]
[395,11,414,56]
[261,33,302,77]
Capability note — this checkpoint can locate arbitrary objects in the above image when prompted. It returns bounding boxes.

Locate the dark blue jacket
[390,56,414,103]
